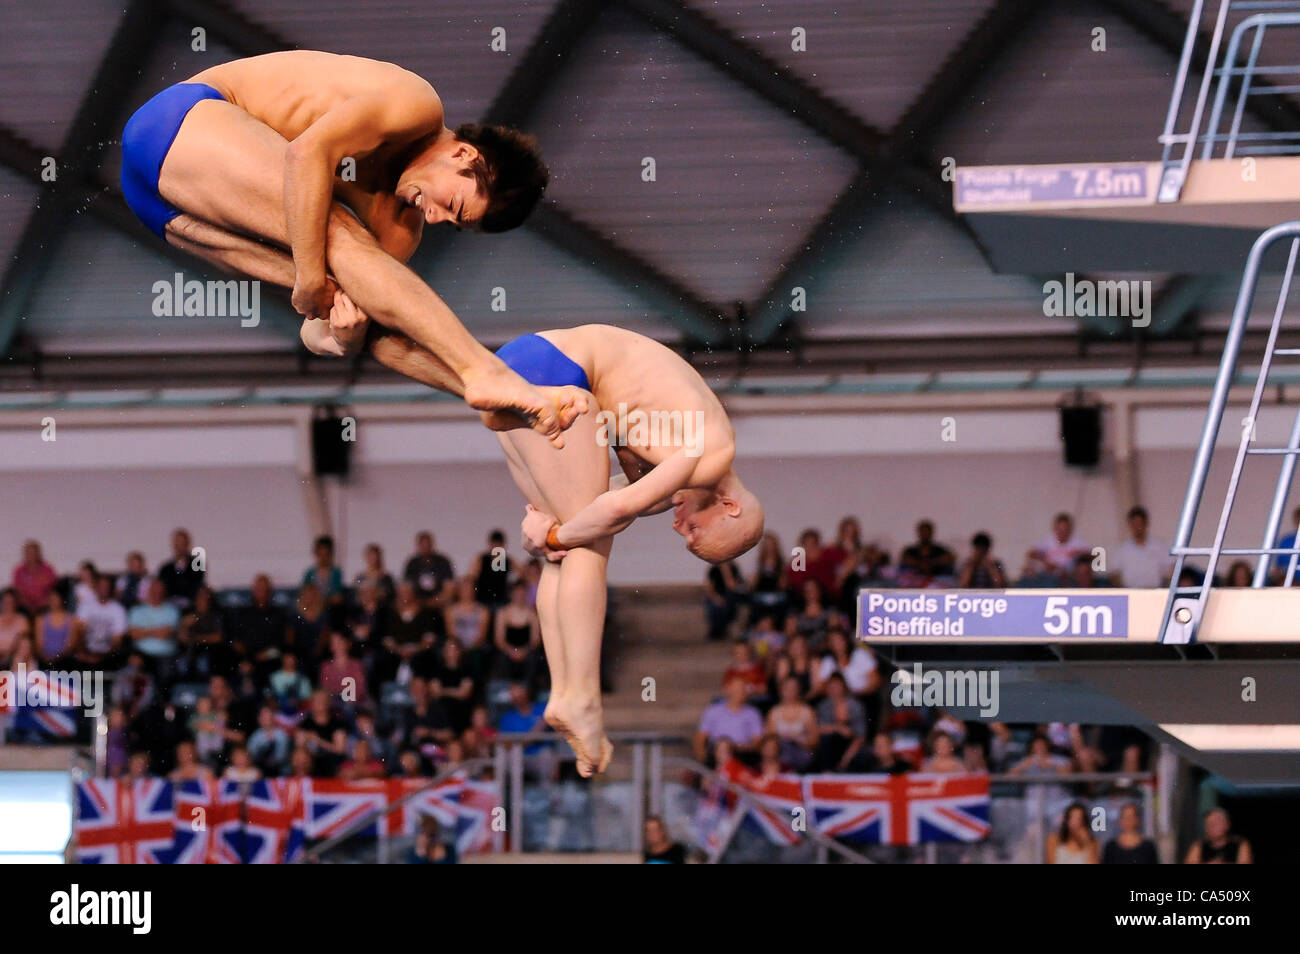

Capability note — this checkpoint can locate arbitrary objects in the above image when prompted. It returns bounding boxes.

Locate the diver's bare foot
[545,694,612,777]
[479,386,589,436]
[465,368,568,447]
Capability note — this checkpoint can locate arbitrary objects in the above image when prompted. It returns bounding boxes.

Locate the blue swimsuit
[495,334,590,391]
[120,82,226,238]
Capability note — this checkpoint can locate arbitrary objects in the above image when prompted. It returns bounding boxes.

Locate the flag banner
[75,776,500,863]
[710,760,991,848]
[0,669,84,739]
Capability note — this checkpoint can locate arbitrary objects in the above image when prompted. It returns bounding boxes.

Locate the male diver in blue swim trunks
[120,50,582,445]
[325,300,764,775]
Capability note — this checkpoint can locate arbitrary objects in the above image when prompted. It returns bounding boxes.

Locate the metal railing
[1161,221,1300,642]
[1159,0,1300,202]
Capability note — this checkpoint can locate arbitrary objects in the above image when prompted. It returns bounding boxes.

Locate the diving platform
[954,158,1300,272]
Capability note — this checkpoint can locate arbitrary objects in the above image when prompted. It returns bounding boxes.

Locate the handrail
[299,757,497,863]
[662,756,872,864]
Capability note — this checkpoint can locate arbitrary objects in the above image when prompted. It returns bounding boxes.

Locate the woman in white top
[812,628,879,697]
[1047,802,1100,864]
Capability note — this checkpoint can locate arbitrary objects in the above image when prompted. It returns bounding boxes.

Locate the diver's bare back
[191,51,430,143]
[541,325,735,480]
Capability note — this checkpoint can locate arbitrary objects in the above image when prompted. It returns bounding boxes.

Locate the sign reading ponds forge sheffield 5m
[857,590,1130,640]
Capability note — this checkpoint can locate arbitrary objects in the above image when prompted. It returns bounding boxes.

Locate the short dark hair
[1127,505,1148,521]
[971,531,992,550]
[454,123,549,232]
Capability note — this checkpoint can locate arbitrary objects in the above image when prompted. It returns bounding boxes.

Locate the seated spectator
[268,652,313,711]
[12,540,57,616]
[289,582,330,677]
[247,704,292,777]
[958,532,1007,588]
[722,639,766,698]
[190,696,228,768]
[177,586,230,681]
[430,638,475,734]
[350,709,391,767]
[383,581,443,683]
[785,579,836,653]
[787,529,839,603]
[296,690,349,775]
[920,731,966,773]
[74,574,127,669]
[492,580,540,686]
[748,532,790,627]
[127,578,181,675]
[1103,802,1159,864]
[208,674,255,744]
[987,722,1025,773]
[230,574,287,683]
[496,683,550,761]
[1185,807,1252,864]
[1110,506,1172,588]
[823,516,862,585]
[115,551,149,610]
[962,738,988,772]
[396,677,456,755]
[1047,802,1099,864]
[111,652,156,720]
[755,734,786,779]
[898,519,956,583]
[302,535,345,609]
[125,751,153,783]
[764,675,817,771]
[158,527,204,609]
[745,613,785,660]
[693,676,764,764]
[404,531,456,611]
[319,631,368,708]
[704,558,744,641]
[105,706,129,779]
[1225,560,1252,587]
[222,744,262,783]
[1023,512,1089,582]
[444,576,490,662]
[1071,553,1098,588]
[836,541,892,619]
[408,815,457,864]
[0,588,32,668]
[784,634,815,698]
[395,748,427,778]
[813,674,869,772]
[289,746,314,779]
[812,627,879,698]
[72,561,98,614]
[348,580,388,666]
[465,704,498,757]
[1008,734,1072,777]
[643,815,687,864]
[471,529,513,609]
[339,738,386,780]
[864,732,910,774]
[354,542,396,607]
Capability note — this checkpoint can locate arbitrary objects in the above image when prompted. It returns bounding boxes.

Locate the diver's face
[672,490,724,555]
[397,144,487,229]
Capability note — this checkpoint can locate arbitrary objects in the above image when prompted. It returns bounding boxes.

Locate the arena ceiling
[0,0,1293,391]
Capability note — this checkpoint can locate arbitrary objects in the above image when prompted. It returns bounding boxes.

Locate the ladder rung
[1246,447,1300,455]
[1171,547,1299,555]
[1273,349,1300,355]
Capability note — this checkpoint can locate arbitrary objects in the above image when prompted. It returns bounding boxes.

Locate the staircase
[601,584,733,762]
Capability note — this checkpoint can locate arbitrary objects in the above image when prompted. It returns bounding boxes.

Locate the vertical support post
[1156,745,1179,864]
[631,742,646,856]
[1254,405,1300,585]
[509,743,524,854]
[493,743,509,853]
[648,741,664,817]
[94,712,108,778]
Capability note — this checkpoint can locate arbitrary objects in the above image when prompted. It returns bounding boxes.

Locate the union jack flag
[170,777,216,864]
[806,772,991,846]
[76,779,176,864]
[211,779,306,864]
[0,669,82,738]
[301,778,390,840]
[398,776,500,854]
[717,759,802,847]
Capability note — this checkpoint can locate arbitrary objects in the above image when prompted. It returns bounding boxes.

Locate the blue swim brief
[120,82,226,238]
[495,334,590,391]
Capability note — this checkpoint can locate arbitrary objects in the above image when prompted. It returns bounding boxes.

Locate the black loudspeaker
[312,405,353,477]
[1060,406,1102,467]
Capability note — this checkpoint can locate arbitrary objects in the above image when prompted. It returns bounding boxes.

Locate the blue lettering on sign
[857,591,1129,639]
